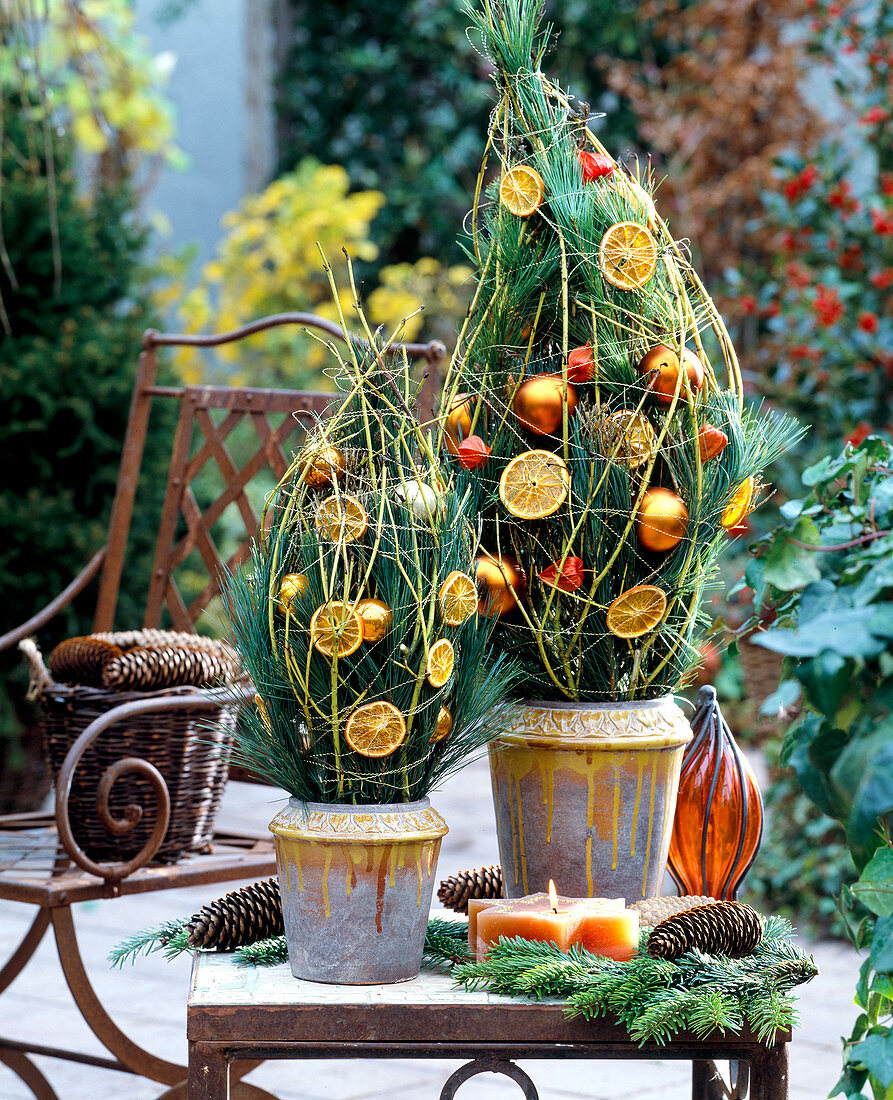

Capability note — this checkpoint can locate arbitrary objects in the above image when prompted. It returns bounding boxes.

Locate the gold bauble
[636,487,689,553]
[278,572,309,614]
[474,552,525,617]
[430,706,453,744]
[445,393,475,455]
[638,344,704,406]
[298,445,346,489]
[356,598,392,644]
[513,375,578,435]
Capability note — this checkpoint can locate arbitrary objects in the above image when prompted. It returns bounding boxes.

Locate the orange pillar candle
[473,883,638,961]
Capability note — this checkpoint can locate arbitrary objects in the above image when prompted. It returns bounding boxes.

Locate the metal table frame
[187,954,790,1100]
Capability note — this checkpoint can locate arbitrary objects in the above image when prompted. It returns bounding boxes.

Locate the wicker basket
[22,641,236,865]
[737,630,786,741]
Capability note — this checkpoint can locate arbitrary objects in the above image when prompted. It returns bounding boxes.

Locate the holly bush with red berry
[730,0,892,488]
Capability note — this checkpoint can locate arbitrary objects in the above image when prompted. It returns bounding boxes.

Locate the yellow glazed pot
[269,798,448,984]
[489,698,691,901]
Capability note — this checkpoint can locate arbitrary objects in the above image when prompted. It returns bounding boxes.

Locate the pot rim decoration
[269,796,449,843]
[496,695,693,751]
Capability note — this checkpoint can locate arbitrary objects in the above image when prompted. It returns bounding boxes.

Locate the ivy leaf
[794,650,851,719]
[781,713,851,821]
[871,918,893,973]
[852,1031,893,1089]
[754,608,886,659]
[844,733,893,869]
[758,679,801,717]
[761,517,822,591]
[852,848,893,918]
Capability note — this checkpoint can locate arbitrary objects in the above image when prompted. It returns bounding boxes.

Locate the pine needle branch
[108,921,187,968]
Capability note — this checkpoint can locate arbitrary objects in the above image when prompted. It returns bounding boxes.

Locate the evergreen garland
[453,916,817,1046]
[110,911,815,1047]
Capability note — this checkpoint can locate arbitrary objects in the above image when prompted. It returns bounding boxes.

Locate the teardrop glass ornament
[668,686,763,900]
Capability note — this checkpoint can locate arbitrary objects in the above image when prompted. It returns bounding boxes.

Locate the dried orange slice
[426,639,455,688]
[309,602,364,658]
[430,706,452,744]
[721,477,755,529]
[606,585,668,639]
[599,221,658,291]
[499,165,545,217]
[602,410,657,470]
[344,701,407,758]
[438,571,478,626]
[314,494,368,543]
[499,449,570,520]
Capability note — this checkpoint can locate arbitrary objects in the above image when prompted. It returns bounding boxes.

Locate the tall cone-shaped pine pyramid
[438,0,801,702]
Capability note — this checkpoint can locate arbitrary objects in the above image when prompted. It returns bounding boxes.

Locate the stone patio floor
[0,755,858,1099]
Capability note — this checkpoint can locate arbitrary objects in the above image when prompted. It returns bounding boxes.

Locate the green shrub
[0,103,173,794]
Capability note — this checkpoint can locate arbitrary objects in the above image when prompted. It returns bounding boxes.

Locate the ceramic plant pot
[489,697,691,902]
[269,797,448,985]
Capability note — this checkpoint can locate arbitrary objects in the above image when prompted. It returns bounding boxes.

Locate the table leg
[188,1042,230,1100]
[749,1043,789,1100]
[692,1059,724,1100]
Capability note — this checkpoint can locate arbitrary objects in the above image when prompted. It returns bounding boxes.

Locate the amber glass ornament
[668,685,763,900]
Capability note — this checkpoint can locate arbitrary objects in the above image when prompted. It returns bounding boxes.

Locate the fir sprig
[453,920,817,1047]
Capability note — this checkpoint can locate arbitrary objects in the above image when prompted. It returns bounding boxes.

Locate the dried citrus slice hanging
[602,410,658,470]
[499,165,545,217]
[499,449,570,520]
[344,701,407,758]
[426,638,455,688]
[430,706,452,744]
[438,571,478,626]
[599,221,659,291]
[721,477,755,529]
[606,585,668,639]
[309,602,364,658]
[314,494,369,543]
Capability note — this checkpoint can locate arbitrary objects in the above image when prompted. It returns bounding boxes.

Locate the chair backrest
[92,313,446,634]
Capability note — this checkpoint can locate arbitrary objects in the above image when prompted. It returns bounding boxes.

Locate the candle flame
[548,879,558,913]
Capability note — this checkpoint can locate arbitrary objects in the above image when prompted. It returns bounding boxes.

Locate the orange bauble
[445,393,475,455]
[636,487,689,552]
[474,553,525,617]
[638,344,704,406]
[513,375,578,435]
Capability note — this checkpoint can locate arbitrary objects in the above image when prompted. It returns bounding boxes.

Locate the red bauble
[578,150,615,182]
[566,344,596,383]
[698,425,729,462]
[456,435,492,470]
[538,555,584,593]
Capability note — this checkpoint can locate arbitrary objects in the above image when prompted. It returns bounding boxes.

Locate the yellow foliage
[5,0,180,185]
[163,161,472,389]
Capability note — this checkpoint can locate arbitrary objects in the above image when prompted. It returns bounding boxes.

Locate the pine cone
[49,637,124,687]
[186,878,283,951]
[438,865,504,914]
[91,629,234,658]
[102,646,238,691]
[628,895,717,928]
[647,900,763,960]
